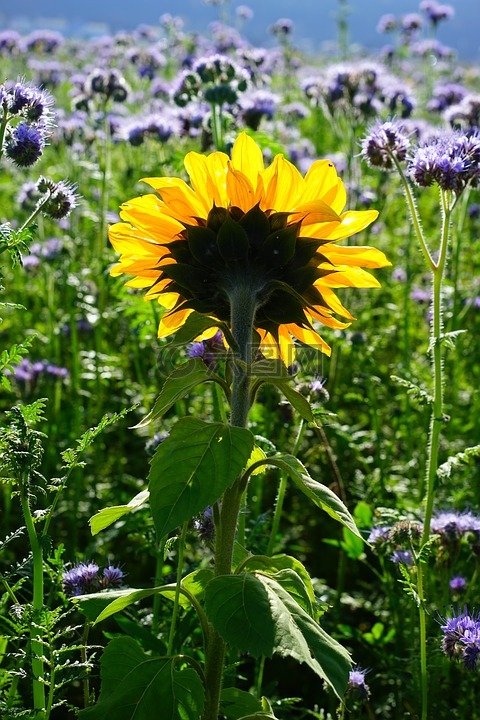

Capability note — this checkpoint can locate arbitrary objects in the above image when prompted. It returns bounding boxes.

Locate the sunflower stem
[202,285,256,720]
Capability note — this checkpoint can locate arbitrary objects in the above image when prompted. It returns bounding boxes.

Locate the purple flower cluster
[1,79,54,167]
[119,111,181,146]
[431,510,480,538]
[420,1,455,27]
[302,62,415,122]
[62,562,125,597]
[439,608,480,670]
[6,358,69,383]
[193,505,215,543]
[361,120,410,171]
[71,68,130,110]
[408,131,480,193]
[36,176,79,219]
[23,238,63,270]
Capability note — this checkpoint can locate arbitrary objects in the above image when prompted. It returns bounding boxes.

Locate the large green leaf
[205,573,351,699]
[134,358,225,429]
[89,489,149,535]
[240,554,316,608]
[221,688,263,720]
[205,574,275,657]
[255,454,361,539]
[148,418,254,539]
[79,637,204,720]
[73,586,174,623]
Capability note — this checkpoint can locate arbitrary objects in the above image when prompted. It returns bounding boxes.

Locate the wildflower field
[2,2,480,719]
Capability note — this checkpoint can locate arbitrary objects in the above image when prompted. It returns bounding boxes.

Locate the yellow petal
[322,243,391,268]
[319,266,382,289]
[289,199,341,225]
[226,162,256,212]
[285,323,331,357]
[184,150,229,211]
[231,132,264,189]
[140,177,207,222]
[309,210,379,241]
[260,154,304,212]
[314,286,356,320]
[157,307,194,338]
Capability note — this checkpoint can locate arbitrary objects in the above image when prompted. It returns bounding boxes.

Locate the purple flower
[236,5,253,21]
[62,562,100,596]
[36,177,79,219]
[431,511,480,537]
[347,667,370,698]
[401,13,423,34]
[410,287,430,303]
[188,331,224,368]
[450,576,467,594]
[376,14,397,34]
[420,1,455,26]
[408,131,480,194]
[194,506,215,542]
[367,525,391,544]
[269,18,294,36]
[101,564,126,589]
[439,608,480,670]
[361,120,410,171]
[5,122,45,167]
[391,549,414,565]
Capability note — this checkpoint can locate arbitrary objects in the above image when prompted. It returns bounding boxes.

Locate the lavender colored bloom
[5,122,45,167]
[36,177,79,219]
[236,5,253,21]
[391,549,414,565]
[468,203,480,218]
[23,29,64,54]
[188,330,224,368]
[410,287,430,303]
[0,30,21,55]
[428,83,468,113]
[270,18,294,36]
[367,525,391,544]
[444,94,480,129]
[411,39,455,60]
[450,576,467,593]
[6,80,54,123]
[392,267,407,282]
[420,1,455,26]
[431,510,480,537]
[376,14,397,34]
[401,13,423,34]
[101,564,126,589]
[439,607,480,670]
[6,358,69,383]
[408,131,480,194]
[62,562,100,596]
[194,506,215,542]
[361,120,410,171]
[347,667,370,698]
[239,89,279,130]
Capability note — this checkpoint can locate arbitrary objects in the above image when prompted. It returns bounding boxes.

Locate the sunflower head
[109,132,390,363]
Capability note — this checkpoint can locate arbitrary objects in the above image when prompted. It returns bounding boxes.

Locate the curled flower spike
[109,132,390,364]
[439,607,480,670]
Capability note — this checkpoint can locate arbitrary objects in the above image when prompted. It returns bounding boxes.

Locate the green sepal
[257,223,299,268]
[216,212,250,263]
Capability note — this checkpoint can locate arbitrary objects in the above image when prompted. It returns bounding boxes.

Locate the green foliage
[89,489,149,535]
[437,444,480,481]
[205,572,351,699]
[134,358,228,429]
[148,417,254,538]
[79,637,205,720]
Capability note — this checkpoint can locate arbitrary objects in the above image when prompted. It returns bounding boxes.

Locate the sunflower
[109,132,390,362]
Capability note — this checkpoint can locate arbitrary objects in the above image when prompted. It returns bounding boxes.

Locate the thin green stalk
[0,113,10,160]
[81,623,91,708]
[19,192,53,233]
[152,537,167,636]
[19,483,45,719]
[254,655,266,698]
[202,284,256,720]
[167,522,189,656]
[417,567,428,720]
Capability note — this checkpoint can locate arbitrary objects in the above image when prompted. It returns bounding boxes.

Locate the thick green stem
[20,485,45,719]
[202,285,256,720]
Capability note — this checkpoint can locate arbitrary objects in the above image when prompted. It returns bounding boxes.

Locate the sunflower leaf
[134,358,226,428]
[205,572,351,699]
[148,418,254,539]
[79,637,204,720]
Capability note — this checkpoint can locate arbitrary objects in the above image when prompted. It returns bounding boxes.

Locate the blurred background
[1,0,479,59]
